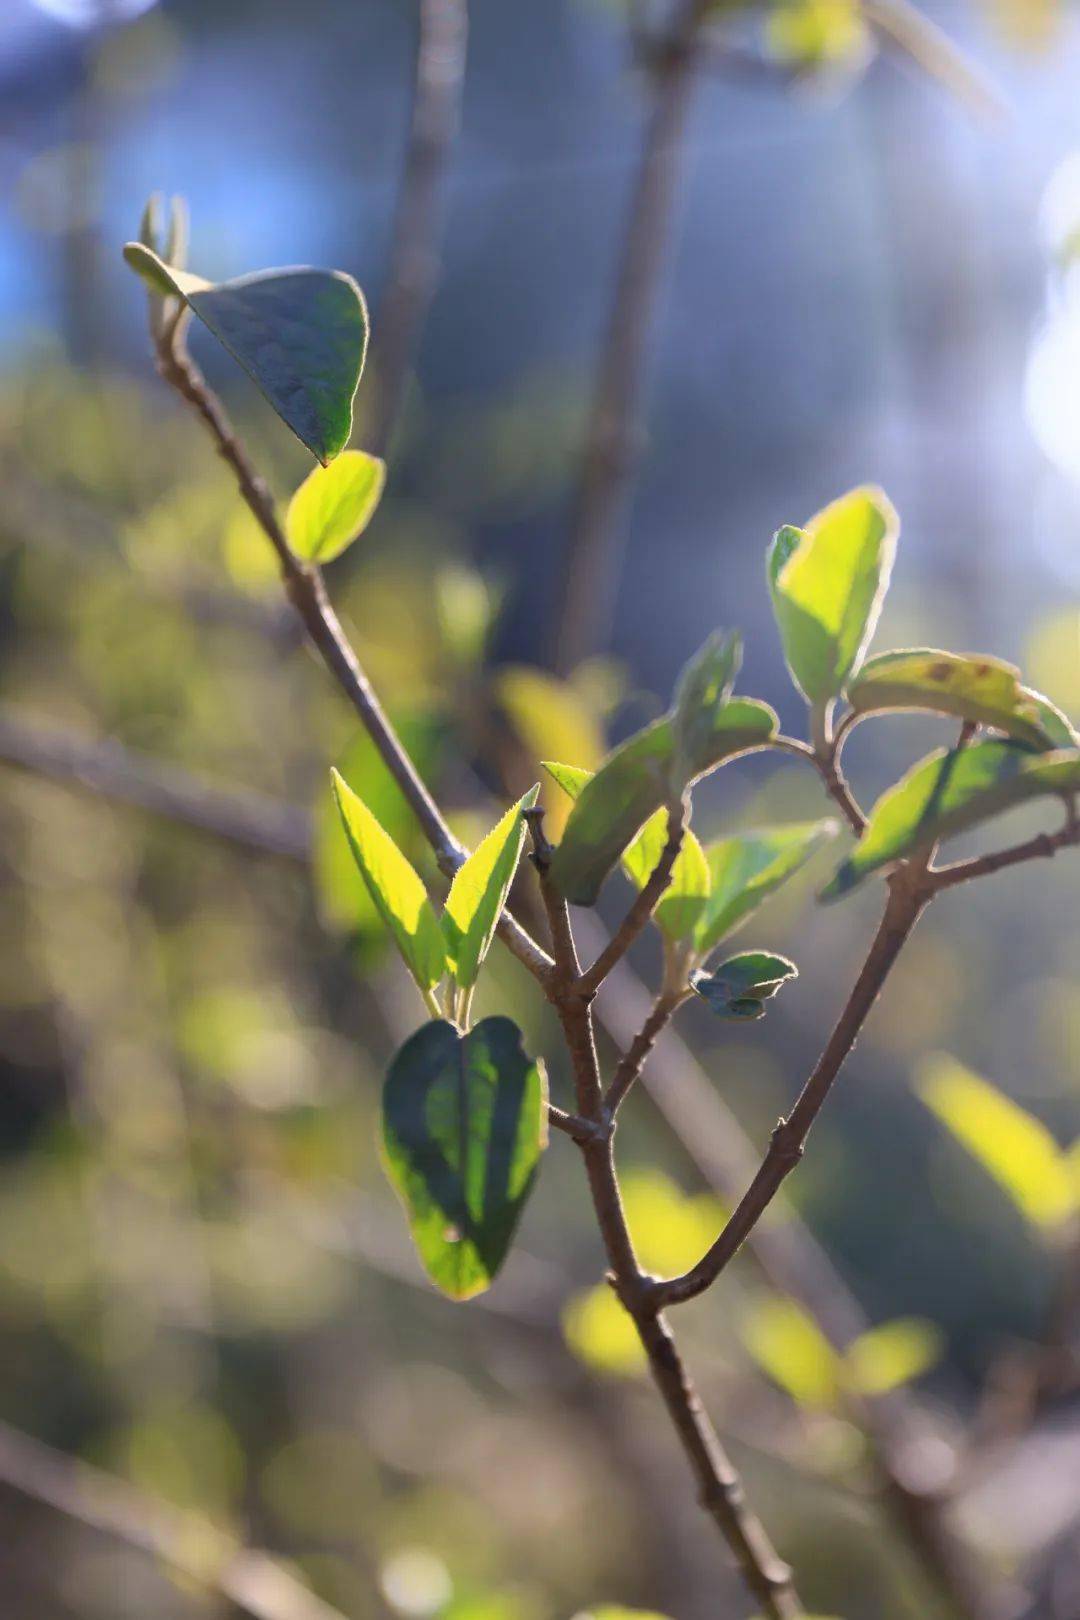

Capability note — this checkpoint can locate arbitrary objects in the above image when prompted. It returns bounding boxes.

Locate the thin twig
[929,816,1080,894]
[551,0,711,673]
[655,873,926,1308]
[367,0,468,458]
[603,985,684,1117]
[0,1420,350,1620]
[576,801,686,997]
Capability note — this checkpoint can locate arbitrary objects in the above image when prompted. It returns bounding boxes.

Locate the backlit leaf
[123,241,368,464]
[846,649,1066,750]
[286,450,385,564]
[741,1297,839,1407]
[694,821,838,954]
[843,1317,944,1396]
[918,1055,1074,1228]
[671,630,741,782]
[543,761,709,939]
[442,787,539,990]
[330,769,446,992]
[767,486,898,704]
[690,951,797,1020]
[381,1017,547,1299]
[823,740,1080,899]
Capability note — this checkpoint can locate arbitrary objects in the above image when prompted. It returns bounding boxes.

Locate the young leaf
[843,1318,944,1397]
[689,951,797,1020]
[822,741,1080,899]
[381,1017,547,1299]
[543,760,710,940]
[330,769,447,992]
[441,786,539,990]
[918,1055,1074,1228]
[694,821,838,955]
[122,242,368,464]
[767,486,898,704]
[671,630,741,782]
[548,701,777,908]
[846,649,1065,750]
[286,450,386,564]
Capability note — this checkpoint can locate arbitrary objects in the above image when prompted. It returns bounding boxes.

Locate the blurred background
[2,1,1080,1618]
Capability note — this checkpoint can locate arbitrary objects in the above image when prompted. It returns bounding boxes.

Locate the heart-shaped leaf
[548,700,777,907]
[382,1017,548,1299]
[690,951,797,1019]
[441,786,539,990]
[767,486,898,705]
[544,761,710,939]
[694,821,838,954]
[286,449,386,563]
[330,769,447,992]
[846,649,1072,751]
[823,740,1080,899]
[123,241,368,464]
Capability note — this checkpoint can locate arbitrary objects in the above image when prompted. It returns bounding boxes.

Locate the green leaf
[694,821,838,955]
[843,1318,944,1396]
[689,951,797,1020]
[671,630,741,783]
[123,241,368,464]
[441,787,539,990]
[381,1017,547,1299]
[286,450,385,563]
[543,761,710,939]
[823,740,1080,899]
[918,1056,1075,1228]
[547,701,777,908]
[846,649,1068,750]
[741,1297,839,1407]
[767,486,898,704]
[330,769,446,992]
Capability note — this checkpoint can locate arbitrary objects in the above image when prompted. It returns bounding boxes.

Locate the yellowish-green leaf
[823,740,1080,900]
[286,450,386,564]
[846,649,1066,750]
[442,786,539,989]
[766,0,870,69]
[768,486,898,704]
[741,1297,840,1408]
[496,666,606,836]
[843,1318,944,1397]
[330,769,446,993]
[695,821,837,954]
[543,761,709,939]
[918,1055,1075,1228]
[562,1284,646,1377]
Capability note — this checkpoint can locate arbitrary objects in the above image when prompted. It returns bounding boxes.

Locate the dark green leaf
[690,951,798,1019]
[767,486,898,704]
[123,241,368,464]
[381,1017,548,1299]
[823,741,1080,899]
[846,649,1068,750]
[695,820,838,954]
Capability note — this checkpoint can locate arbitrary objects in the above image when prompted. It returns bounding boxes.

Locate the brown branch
[367,0,468,458]
[655,873,926,1309]
[153,314,554,988]
[603,985,684,1117]
[0,1420,350,1620]
[575,801,686,998]
[551,0,711,673]
[929,817,1080,894]
[770,733,866,835]
[526,826,804,1619]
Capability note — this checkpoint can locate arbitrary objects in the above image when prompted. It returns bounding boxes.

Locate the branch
[929,814,1080,894]
[575,801,685,998]
[367,0,468,458]
[551,0,711,673]
[0,1420,350,1620]
[655,874,925,1309]
[770,733,866,835]
[602,985,684,1117]
[152,316,554,988]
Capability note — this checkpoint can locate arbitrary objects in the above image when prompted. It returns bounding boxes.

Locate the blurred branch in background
[0,1421,352,1620]
[367,0,469,459]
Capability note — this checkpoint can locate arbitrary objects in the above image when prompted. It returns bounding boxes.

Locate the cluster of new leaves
[123,225,1080,1308]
